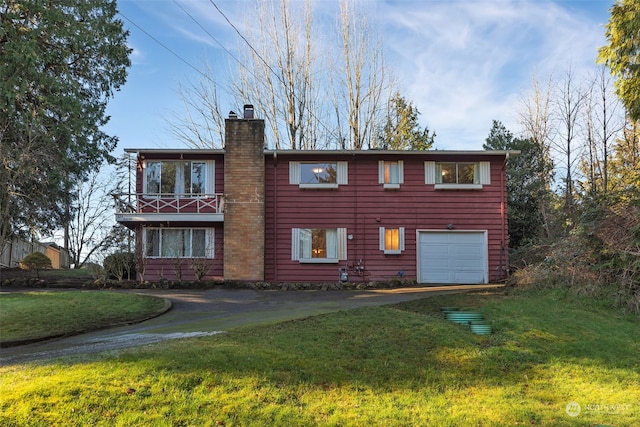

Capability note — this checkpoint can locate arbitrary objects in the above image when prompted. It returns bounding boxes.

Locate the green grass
[1,288,638,426]
[0,291,167,343]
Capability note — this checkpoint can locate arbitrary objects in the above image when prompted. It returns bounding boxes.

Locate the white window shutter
[379,227,385,251]
[289,161,300,184]
[399,227,405,251]
[424,161,436,184]
[378,161,384,184]
[291,228,300,260]
[398,160,404,184]
[337,228,347,260]
[337,161,348,185]
[479,161,491,185]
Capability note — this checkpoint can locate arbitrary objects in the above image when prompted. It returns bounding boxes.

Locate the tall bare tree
[553,66,587,217]
[168,0,403,151]
[332,0,395,150]
[580,66,623,197]
[235,0,320,150]
[518,75,556,238]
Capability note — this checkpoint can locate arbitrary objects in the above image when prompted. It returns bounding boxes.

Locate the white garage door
[418,231,487,284]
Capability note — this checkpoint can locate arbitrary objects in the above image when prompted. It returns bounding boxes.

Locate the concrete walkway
[0,284,502,365]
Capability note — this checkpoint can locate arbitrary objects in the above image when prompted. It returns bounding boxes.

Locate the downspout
[500,153,509,281]
[353,152,363,282]
[273,151,278,283]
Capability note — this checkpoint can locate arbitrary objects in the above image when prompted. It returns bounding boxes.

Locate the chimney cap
[243,104,254,119]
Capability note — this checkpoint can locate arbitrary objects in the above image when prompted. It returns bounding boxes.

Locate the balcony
[113,193,224,229]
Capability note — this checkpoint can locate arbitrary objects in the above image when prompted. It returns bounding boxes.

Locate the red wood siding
[264,153,508,283]
[136,223,225,282]
[127,150,510,283]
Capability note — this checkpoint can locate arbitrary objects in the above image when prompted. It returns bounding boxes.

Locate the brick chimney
[223,105,265,281]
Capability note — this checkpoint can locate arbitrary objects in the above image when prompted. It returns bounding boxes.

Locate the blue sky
[106,0,614,152]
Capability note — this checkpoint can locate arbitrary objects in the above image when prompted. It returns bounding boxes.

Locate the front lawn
[0,291,167,344]
[0,288,638,426]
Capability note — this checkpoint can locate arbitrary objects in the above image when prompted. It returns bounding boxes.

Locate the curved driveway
[0,285,500,365]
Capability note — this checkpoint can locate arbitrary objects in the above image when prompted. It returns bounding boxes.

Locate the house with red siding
[115,108,517,285]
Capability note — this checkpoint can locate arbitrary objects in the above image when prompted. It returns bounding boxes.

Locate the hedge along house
[115,106,518,284]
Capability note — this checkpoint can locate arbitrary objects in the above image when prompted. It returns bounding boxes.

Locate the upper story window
[291,227,347,263]
[301,163,337,184]
[289,161,348,188]
[144,161,212,196]
[438,163,477,184]
[425,161,490,190]
[378,160,404,189]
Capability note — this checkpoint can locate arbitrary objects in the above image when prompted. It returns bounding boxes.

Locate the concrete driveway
[0,284,501,365]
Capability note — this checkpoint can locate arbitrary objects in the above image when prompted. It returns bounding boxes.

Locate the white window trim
[434,183,483,190]
[143,227,214,259]
[425,161,490,189]
[299,183,339,190]
[379,227,405,254]
[289,161,348,188]
[291,227,347,263]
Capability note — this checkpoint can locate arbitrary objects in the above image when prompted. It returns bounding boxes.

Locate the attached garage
[417,231,488,284]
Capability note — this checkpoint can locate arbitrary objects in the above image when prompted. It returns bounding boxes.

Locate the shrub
[19,252,52,279]
[83,262,106,280]
[103,252,136,281]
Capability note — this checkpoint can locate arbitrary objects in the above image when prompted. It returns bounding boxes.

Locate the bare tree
[581,66,623,197]
[166,61,227,149]
[167,0,400,151]
[553,66,588,217]
[595,66,622,196]
[235,0,320,149]
[332,0,395,150]
[518,75,556,238]
[67,170,125,268]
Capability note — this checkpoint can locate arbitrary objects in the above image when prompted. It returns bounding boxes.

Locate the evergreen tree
[598,0,640,121]
[379,92,435,150]
[484,121,553,248]
[0,1,131,250]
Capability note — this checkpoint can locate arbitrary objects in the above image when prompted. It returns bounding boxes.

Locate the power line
[118,11,211,84]
[121,2,342,148]
[208,0,284,89]
[172,0,246,72]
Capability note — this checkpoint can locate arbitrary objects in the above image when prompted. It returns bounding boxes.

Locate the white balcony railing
[113,193,224,215]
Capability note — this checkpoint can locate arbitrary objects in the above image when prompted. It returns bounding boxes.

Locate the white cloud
[380,0,609,149]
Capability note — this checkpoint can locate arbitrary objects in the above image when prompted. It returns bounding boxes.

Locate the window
[425,161,490,189]
[145,161,210,195]
[289,161,348,188]
[144,228,214,258]
[438,163,477,184]
[291,228,347,263]
[378,160,404,189]
[301,163,337,184]
[379,227,405,254]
